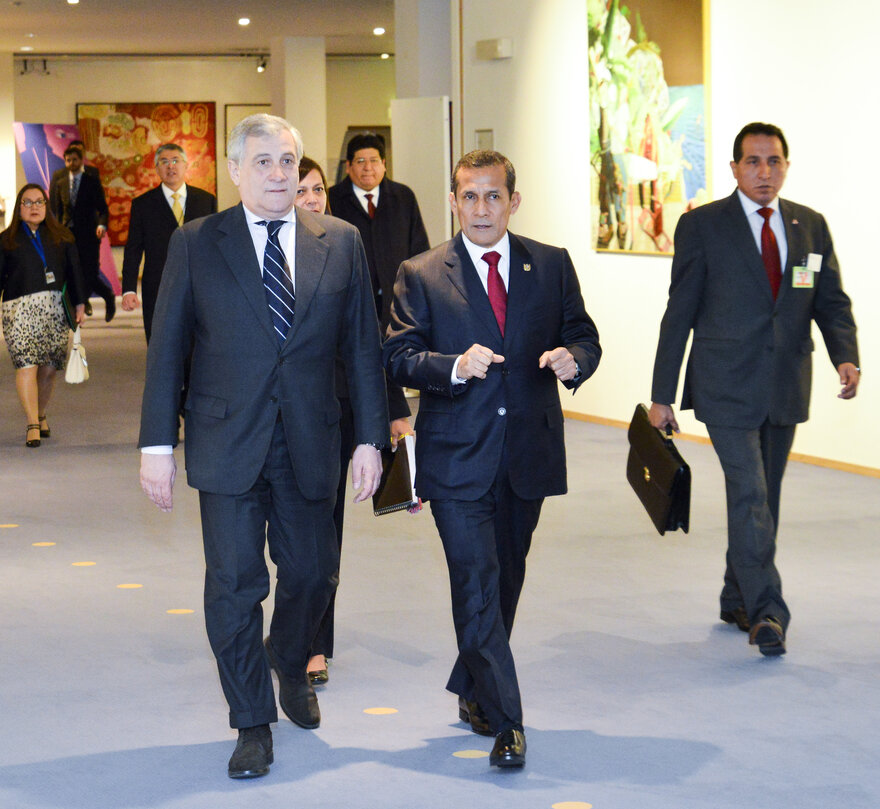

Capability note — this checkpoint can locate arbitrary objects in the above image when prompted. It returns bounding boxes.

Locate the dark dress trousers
[383,231,601,733]
[310,176,428,661]
[139,204,389,728]
[651,191,859,629]
[49,169,110,300]
[122,184,217,341]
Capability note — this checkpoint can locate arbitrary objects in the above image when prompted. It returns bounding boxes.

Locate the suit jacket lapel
[504,233,534,349]
[445,234,503,343]
[286,210,330,349]
[722,191,774,300]
[777,198,803,304]
[152,186,179,229]
[217,204,277,346]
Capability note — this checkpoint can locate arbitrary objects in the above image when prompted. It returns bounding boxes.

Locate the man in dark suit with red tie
[121,143,217,342]
[384,150,601,768]
[649,122,860,657]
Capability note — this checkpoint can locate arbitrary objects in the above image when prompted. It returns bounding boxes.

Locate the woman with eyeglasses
[1,183,86,447]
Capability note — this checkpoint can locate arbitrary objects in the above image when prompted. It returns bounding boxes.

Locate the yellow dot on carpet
[117,583,143,589]
[72,561,96,566]
[1,524,20,528]
[453,749,489,759]
[552,803,593,809]
[166,608,195,614]
[363,707,398,715]
[32,541,56,547]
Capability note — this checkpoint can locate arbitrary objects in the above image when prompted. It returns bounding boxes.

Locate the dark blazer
[122,184,217,336]
[651,191,859,428]
[0,223,86,306]
[328,176,430,329]
[383,231,601,501]
[139,203,389,498]
[49,169,109,272]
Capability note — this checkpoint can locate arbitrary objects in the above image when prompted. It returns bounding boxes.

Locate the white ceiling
[3,0,395,57]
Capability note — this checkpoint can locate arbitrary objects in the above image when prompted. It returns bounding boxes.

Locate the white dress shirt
[737,188,788,271]
[352,182,380,214]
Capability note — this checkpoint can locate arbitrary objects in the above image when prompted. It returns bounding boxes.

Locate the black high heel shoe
[39,414,50,438]
[26,424,41,448]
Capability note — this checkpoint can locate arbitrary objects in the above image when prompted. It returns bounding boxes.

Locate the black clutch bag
[61,282,77,331]
[626,403,690,535]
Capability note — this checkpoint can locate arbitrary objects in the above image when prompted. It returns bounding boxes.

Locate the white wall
[326,56,396,182]
[457,0,878,470]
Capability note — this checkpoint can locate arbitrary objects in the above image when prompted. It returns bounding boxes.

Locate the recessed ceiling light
[238,17,250,26]
[380,53,390,60]
[21,45,34,52]
[26,33,35,38]
[67,0,79,5]
[373,27,386,36]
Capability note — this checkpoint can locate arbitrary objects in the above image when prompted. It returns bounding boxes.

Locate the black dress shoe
[84,300,93,316]
[104,294,116,322]
[264,638,320,728]
[749,616,786,656]
[308,668,329,685]
[720,607,750,632]
[228,724,273,779]
[490,728,526,768]
[458,696,493,736]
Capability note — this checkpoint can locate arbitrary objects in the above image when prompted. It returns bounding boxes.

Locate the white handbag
[65,326,89,383]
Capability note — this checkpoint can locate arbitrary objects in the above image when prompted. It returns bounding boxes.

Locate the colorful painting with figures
[75,102,217,246]
[588,0,707,254]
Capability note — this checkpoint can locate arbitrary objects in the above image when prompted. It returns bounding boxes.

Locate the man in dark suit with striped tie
[138,114,388,779]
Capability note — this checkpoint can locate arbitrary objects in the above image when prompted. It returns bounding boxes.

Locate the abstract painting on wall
[588,0,707,254]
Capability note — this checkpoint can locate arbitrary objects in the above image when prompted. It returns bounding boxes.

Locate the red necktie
[365,193,376,219]
[482,250,506,335]
[758,207,782,300]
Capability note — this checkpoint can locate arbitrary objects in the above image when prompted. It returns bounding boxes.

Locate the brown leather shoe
[489,728,526,768]
[265,638,321,728]
[458,696,493,736]
[749,616,786,656]
[720,607,750,632]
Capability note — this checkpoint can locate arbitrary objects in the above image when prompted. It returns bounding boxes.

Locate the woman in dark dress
[0,183,86,447]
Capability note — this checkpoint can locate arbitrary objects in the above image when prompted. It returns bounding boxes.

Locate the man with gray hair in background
[121,143,217,342]
[138,114,389,778]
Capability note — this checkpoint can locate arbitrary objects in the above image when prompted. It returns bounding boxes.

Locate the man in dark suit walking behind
[138,114,388,779]
[121,143,217,341]
[649,122,860,657]
[384,150,602,768]
[49,144,115,320]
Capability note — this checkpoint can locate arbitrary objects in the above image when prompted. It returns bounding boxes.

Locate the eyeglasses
[157,157,186,167]
[21,199,47,208]
[352,157,383,166]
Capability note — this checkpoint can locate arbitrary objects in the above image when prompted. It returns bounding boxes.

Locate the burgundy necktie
[482,250,506,336]
[365,193,376,219]
[758,207,782,300]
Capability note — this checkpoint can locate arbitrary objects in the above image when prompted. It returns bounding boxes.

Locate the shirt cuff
[141,445,173,454]
[451,356,467,385]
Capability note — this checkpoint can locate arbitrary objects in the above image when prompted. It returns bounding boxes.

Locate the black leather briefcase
[626,403,690,535]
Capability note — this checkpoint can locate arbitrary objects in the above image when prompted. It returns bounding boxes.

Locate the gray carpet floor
[1,305,879,809]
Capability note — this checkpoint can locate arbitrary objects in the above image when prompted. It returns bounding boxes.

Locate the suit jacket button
[497,407,507,416]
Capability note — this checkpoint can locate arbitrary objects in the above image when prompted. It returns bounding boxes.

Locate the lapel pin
[523,263,531,272]
[791,219,799,225]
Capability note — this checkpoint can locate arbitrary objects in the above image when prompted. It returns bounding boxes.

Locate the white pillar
[0,52,16,228]
[394,0,453,99]
[268,38,328,171]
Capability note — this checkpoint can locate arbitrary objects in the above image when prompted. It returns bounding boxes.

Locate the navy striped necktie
[257,220,295,344]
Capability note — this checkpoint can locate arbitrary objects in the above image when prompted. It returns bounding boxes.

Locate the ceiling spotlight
[238,17,250,26]
[21,45,34,52]
[373,27,386,36]
[380,53,390,60]
[257,59,267,73]
[67,0,79,5]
